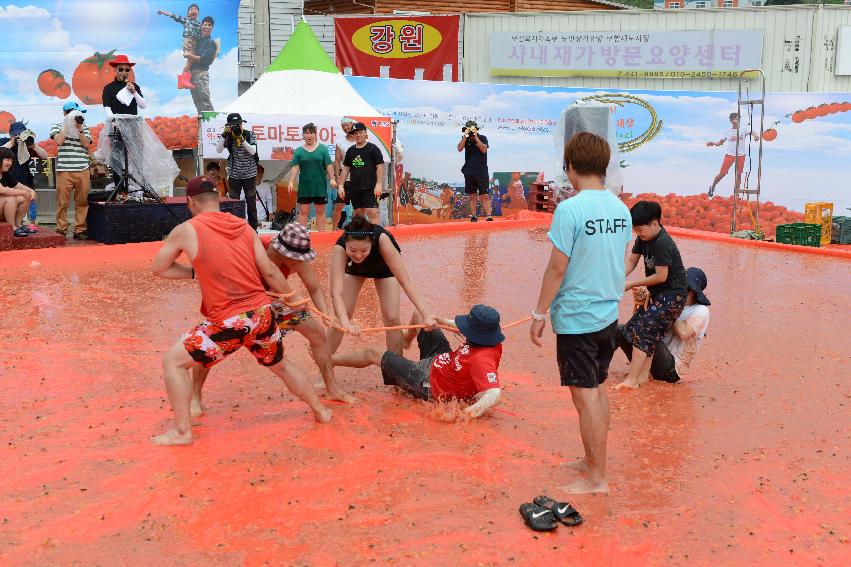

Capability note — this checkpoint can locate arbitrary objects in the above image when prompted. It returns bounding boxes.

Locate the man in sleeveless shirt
[151,176,332,445]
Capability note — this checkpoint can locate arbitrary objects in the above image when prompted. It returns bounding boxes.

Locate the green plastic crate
[831,216,851,244]
[775,223,821,247]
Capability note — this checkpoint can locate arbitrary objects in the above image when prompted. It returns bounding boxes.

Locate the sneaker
[470,216,478,222]
[21,225,37,234]
[13,227,29,237]
[73,231,89,240]
[55,228,67,236]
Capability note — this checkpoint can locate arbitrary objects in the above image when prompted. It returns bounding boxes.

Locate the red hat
[185,176,218,197]
[109,54,136,67]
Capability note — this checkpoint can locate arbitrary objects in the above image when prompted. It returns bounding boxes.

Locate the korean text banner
[347,76,851,231]
[490,31,764,79]
[335,16,460,81]
[200,113,392,161]
[0,1,239,147]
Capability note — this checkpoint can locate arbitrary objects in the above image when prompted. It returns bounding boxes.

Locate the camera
[24,136,34,146]
[462,125,478,138]
[75,115,85,125]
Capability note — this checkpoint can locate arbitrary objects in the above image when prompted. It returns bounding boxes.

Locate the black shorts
[557,321,618,389]
[334,181,352,205]
[297,196,328,205]
[349,189,378,210]
[464,174,489,196]
[378,329,452,400]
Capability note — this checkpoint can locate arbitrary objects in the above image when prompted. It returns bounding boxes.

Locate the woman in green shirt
[288,123,337,231]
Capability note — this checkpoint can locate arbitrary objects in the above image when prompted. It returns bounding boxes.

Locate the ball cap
[226,112,246,125]
[350,122,367,133]
[62,101,86,113]
[185,175,219,197]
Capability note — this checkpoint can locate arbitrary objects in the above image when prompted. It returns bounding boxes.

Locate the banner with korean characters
[490,31,764,79]
[335,15,460,81]
[199,112,393,161]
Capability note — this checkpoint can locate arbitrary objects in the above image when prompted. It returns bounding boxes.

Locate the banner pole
[390,120,398,227]
[195,116,203,177]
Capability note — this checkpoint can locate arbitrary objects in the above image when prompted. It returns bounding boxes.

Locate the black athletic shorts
[379,329,452,400]
[297,196,328,205]
[334,181,352,205]
[349,188,378,210]
[556,320,618,388]
[464,174,489,196]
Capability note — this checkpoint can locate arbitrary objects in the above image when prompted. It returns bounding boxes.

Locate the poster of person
[0,1,239,156]
[349,76,851,234]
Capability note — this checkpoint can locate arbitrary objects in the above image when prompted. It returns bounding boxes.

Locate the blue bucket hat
[9,121,27,136]
[686,267,710,306]
[62,101,86,113]
[455,304,505,347]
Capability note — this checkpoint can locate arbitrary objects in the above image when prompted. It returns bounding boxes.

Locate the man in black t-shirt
[456,120,492,222]
[338,122,384,224]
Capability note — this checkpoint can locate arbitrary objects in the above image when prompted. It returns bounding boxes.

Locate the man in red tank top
[151,176,332,445]
[190,221,356,413]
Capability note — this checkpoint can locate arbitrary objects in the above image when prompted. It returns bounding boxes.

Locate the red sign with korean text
[335,16,460,81]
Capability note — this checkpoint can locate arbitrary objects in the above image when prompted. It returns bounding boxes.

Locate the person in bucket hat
[332,304,505,420]
[616,266,711,385]
[191,221,355,410]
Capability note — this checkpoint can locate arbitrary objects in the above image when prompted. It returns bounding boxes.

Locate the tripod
[105,124,166,205]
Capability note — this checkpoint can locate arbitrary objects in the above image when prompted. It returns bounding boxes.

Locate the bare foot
[326,388,357,404]
[190,398,204,417]
[563,459,590,475]
[558,477,610,494]
[614,379,639,390]
[151,427,193,446]
[313,406,333,424]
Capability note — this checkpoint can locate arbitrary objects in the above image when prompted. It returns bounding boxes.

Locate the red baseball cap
[185,176,218,197]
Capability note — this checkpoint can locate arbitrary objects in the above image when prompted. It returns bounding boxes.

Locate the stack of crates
[831,216,851,244]
[528,182,553,213]
[775,223,822,247]
[804,201,833,246]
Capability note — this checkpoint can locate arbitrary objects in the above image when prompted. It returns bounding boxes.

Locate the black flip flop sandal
[533,495,583,527]
[518,503,558,532]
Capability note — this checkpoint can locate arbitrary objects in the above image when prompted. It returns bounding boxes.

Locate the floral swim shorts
[182,304,283,368]
[271,301,311,334]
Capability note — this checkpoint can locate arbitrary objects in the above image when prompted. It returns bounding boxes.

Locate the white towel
[64,111,85,139]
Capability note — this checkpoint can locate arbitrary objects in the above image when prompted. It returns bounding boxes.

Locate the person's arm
[30,142,49,159]
[374,162,384,197]
[1,138,13,149]
[707,137,726,147]
[625,252,641,277]
[291,261,332,317]
[530,246,569,346]
[288,164,299,193]
[379,235,437,329]
[334,145,344,175]
[457,135,466,152]
[216,136,226,153]
[78,126,93,151]
[104,106,115,120]
[326,162,338,189]
[151,224,193,279]
[243,133,257,156]
[626,265,668,291]
[337,165,350,196]
[52,127,66,146]
[252,235,293,296]
[132,84,146,109]
[464,388,502,419]
[329,245,360,334]
[671,317,697,340]
[473,133,487,153]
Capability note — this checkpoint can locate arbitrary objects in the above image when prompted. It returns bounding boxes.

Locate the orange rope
[265,291,533,335]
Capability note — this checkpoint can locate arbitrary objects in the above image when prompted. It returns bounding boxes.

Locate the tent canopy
[222,20,380,117]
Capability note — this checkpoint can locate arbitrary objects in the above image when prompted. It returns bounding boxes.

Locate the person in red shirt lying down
[332,304,504,420]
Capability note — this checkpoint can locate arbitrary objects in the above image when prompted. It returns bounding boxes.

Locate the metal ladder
[732,69,766,235]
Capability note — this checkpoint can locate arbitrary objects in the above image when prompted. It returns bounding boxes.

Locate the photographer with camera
[457,120,492,222]
[1,121,47,232]
[49,101,93,239]
[216,112,259,230]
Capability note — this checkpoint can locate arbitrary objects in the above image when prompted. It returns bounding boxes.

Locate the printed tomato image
[0,110,15,133]
[271,146,294,160]
[37,69,71,99]
[72,50,136,105]
[762,128,777,142]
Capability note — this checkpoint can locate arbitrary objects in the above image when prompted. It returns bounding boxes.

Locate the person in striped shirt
[50,101,93,239]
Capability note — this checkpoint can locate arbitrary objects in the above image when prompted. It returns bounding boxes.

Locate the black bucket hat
[686,267,710,306]
[455,304,504,347]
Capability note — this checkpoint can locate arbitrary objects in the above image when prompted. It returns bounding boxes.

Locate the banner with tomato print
[0,1,239,153]
[335,16,460,82]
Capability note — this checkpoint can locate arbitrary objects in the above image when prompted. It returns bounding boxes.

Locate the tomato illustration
[37,69,68,98]
[72,50,136,105]
[0,111,15,133]
[762,129,777,142]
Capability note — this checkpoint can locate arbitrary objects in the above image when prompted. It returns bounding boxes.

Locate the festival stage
[0,220,849,565]
[87,197,246,244]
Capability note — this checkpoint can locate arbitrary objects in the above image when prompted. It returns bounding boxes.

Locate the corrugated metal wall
[463,6,851,92]
[238,0,257,83]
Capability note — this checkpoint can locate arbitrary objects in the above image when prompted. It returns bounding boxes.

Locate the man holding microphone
[101,54,146,191]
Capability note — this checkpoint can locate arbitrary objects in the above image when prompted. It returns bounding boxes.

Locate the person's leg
[378,351,432,400]
[243,178,258,229]
[73,170,91,234]
[468,193,479,219]
[190,365,210,417]
[0,197,16,224]
[196,70,214,112]
[615,305,657,390]
[480,182,493,219]
[295,317,355,403]
[151,341,199,445]
[374,276,402,355]
[332,202,343,230]
[710,155,732,195]
[55,171,72,234]
[297,203,310,227]
[615,324,633,360]
[266,357,332,423]
[314,203,326,231]
[649,341,679,383]
[325,275,365,355]
[227,177,242,200]
[565,386,610,494]
[733,156,745,193]
[14,196,29,226]
[403,311,421,349]
[365,207,380,224]
[332,347,384,368]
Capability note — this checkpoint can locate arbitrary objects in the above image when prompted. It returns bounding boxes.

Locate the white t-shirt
[725,128,747,156]
[337,137,356,159]
[255,181,275,219]
[662,304,710,377]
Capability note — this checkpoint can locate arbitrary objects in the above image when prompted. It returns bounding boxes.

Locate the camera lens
[24,136,34,145]
[75,116,85,124]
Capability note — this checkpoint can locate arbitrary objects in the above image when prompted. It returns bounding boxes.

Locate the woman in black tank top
[328,215,437,355]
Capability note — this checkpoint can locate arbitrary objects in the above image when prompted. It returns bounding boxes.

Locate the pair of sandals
[519,495,583,532]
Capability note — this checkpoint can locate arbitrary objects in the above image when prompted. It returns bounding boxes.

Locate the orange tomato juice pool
[1,222,848,566]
